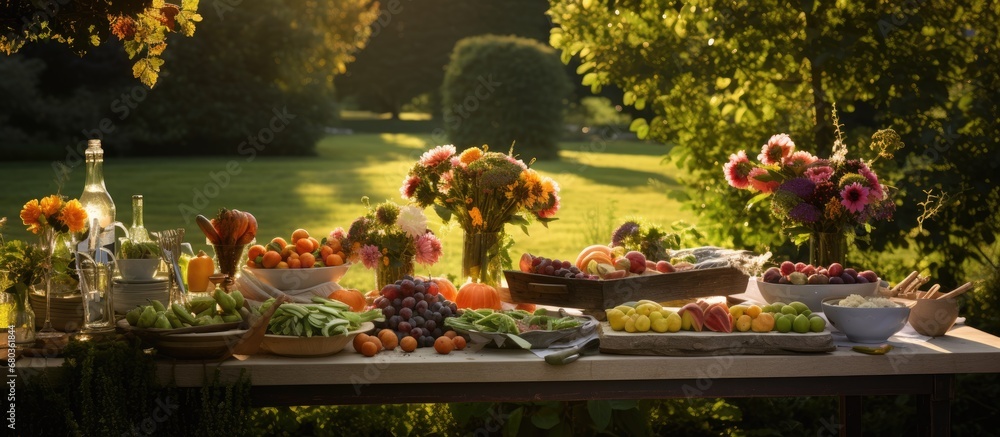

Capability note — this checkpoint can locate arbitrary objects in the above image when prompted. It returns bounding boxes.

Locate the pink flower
[748,167,779,193]
[414,233,443,266]
[359,244,382,269]
[804,165,834,184]
[449,156,465,169]
[840,182,871,213]
[419,145,456,168]
[400,175,421,199]
[723,150,754,189]
[784,151,818,168]
[329,227,347,241]
[538,192,561,218]
[506,155,528,170]
[857,164,884,200]
[440,170,454,194]
[758,134,795,165]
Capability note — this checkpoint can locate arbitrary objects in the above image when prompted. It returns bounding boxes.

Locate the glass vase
[36,228,60,337]
[809,231,847,267]
[211,243,249,291]
[375,258,414,291]
[461,231,503,287]
[1,272,35,346]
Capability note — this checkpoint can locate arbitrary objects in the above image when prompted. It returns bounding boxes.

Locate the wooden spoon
[936,282,975,300]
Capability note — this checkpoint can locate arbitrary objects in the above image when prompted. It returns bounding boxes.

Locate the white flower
[396,205,427,238]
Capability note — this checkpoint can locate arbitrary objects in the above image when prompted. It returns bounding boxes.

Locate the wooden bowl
[260,322,373,357]
[908,298,959,337]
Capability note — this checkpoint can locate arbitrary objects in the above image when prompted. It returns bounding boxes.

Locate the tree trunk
[803,3,835,155]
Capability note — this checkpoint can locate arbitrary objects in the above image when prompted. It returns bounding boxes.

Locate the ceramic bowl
[246,264,352,290]
[116,258,162,281]
[908,298,959,337]
[821,297,910,343]
[260,322,373,357]
[757,279,879,312]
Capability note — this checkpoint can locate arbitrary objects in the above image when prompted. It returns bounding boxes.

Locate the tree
[548,0,1000,285]
[1,0,202,87]
[335,0,552,119]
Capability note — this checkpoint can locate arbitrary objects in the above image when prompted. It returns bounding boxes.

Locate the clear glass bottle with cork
[78,139,117,261]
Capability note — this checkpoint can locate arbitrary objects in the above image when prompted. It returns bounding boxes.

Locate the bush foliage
[442,34,571,160]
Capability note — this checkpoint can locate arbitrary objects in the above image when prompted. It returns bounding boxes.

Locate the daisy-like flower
[538,192,560,219]
[459,147,483,165]
[329,227,347,241]
[58,199,88,233]
[469,207,484,228]
[419,145,456,168]
[439,170,454,194]
[414,232,443,266]
[395,205,427,238]
[804,165,834,184]
[840,182,870,213]
[748,168,779,193]
[400,175,421,199]
[20,199,43,234]
[39,195,63,217]
[723,150,754,189]
[784,150,818,168]
[359,244,382,269]
[758,134,795,165]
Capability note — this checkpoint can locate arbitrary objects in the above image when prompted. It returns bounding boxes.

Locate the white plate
[114,276,169,284]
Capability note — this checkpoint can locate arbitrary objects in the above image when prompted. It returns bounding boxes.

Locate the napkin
[234,267,343,303]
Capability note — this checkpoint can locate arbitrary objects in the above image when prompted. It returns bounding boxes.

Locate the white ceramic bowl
[247,263,352,290]
[821,297,910,343]
[756,279,879,312]
[260,322,372,357]
[116,258,162,281]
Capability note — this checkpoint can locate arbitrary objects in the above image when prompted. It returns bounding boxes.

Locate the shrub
[442,34,571,160]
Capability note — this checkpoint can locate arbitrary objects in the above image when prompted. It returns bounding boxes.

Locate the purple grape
[449,303,458,313]
[414,283,426,294]
[402,297,416,308]
[410,327,423,338]
[844,268,858,278]
[412,316,425,326]
[383,306,396,317]
[392,298,402,307]
[840,273,856,284]
[544,265,555,275]
[531,257,542,267]
[855,276,869,284]
[562,260,572,269]
[440,307,453,317]
[388,315,400,330]
[416,300,428,312]
[433,313,443,324]
[430,302,442,312]
[829,276,845,284]
[574,272,585,279]
[399,307,413,320]
[421,328,430,337]
[413,292,425,302]
[432,328,443,338]
[552,259,561,266]
[398,321,412,333]
[425,320,436,331]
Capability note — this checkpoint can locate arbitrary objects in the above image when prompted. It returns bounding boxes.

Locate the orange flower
[459,147,483,165]
[20,199,43,234]
[59,199,88,233]
[469,207,484,228]
[39,195,63,217]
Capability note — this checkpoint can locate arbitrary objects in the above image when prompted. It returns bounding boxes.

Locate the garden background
[2,0,998,435]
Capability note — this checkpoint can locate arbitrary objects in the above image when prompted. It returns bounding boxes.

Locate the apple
[623,251,647,274]
[656,260,676,273]
[645,260,658,272]
[519,253,535,273]
[780,261,796,276]
[827,263,844,277]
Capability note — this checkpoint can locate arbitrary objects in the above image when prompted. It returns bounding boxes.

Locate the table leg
[838,395,862,437]
[917,374,954,436]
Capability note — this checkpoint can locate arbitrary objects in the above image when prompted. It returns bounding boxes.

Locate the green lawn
[0,134,695,291]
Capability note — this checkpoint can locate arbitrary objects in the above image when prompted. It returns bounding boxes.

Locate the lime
[809,316,826,332]
[792,314,810,333]
[789,302,809,314]
[775,316,792,333]
[781,305,798,316]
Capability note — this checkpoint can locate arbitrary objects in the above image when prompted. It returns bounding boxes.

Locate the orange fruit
[453,336,467,350]
[307,237,320,252]
[327,239,342,253]
[270,237,287,250]
[295,238,313,255]
[281,244,297,260]
[325,253,343,267]
[400,336,417,352]
[247,244,266,261]
[261,251,281,268]
[320,245,334,259]
[360,341,378,357]
[443,330,457,339]
[434,336,454,354]
[353,333,370,351]
[377,329,398,350]
[287,258,302,269]
[367,337,383,351]
[291,229,310,243]
[246,259,256,268]
[276,261,289,269]
[299,252,316,268]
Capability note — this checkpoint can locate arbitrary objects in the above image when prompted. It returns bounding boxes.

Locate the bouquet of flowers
[20,194,88,236]
[343,199,443,273]
[723,126,902,242]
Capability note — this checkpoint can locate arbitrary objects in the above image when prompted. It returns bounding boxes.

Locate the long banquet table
[17,324,1000,437]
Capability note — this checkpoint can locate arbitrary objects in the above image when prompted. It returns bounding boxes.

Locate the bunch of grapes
[526,256,598,280]
[373,276,459,348]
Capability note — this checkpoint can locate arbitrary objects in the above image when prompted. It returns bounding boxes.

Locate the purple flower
[359,244,381,269]
[857,164,884,200]
[778,177,816,200]
[789,203,821,223]
[611,221,641,247]
[840,183,871,213]
[804,165,834,184]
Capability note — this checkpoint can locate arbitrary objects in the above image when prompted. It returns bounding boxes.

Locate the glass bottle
[79,139,116,260]
[129,195,149,242]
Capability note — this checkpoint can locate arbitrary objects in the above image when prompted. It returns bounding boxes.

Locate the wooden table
[17,325,1000,436]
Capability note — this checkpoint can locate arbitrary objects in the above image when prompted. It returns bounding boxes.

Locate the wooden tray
[597,322,835,356]
[503,267,750,311]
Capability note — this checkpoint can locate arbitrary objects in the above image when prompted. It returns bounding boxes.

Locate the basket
[503,266,749,311]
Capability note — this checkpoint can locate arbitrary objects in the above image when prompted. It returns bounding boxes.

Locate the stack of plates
[30,292,84,331]
[113,276,170,314]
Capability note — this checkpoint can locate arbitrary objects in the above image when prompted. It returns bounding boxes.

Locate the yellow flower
[519,169,545,208]
[460,147,483,165]
[383,256,389,267]
[469,207,484,228]
[59,199,88,233]
[541,177,558,196]
[20,199,43,234]
[825,198,843,221]
[39,195,63,217]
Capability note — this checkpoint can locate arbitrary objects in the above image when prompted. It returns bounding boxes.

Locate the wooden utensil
[923,284,941,299]
[891,271,920,295]
[936,282,974,300]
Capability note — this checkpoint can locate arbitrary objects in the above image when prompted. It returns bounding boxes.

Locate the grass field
[0,134,695,290]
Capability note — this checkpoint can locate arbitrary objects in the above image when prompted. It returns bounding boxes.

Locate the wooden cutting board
[597,322,835,356]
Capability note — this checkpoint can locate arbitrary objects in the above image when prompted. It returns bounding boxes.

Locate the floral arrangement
[723,123,902,241]
[610,219,682,262]
[401,145,561,233]
[19,194,88,235]
[342,199,443,271]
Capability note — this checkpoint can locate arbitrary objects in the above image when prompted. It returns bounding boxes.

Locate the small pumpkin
[416,276,459,302]
[455,282,502,310]
[328,289,367,312]
[514,302,537,312]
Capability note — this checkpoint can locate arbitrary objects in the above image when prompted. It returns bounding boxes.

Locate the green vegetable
[444,309,581,334]
[137,306,157,328]
[261,297,384,337]
[120,239,160,260]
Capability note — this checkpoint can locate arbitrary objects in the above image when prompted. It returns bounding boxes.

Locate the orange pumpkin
[455,282,502,310]
[416,276,459,302]
[514,303,537,312]
[328,289,367,312]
